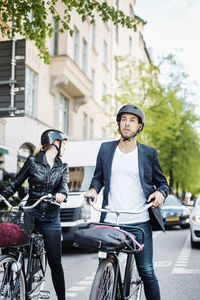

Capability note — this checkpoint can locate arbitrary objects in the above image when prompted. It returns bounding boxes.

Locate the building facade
[0,0,150,175]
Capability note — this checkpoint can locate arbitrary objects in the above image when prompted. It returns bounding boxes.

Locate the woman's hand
[55,193,66,203]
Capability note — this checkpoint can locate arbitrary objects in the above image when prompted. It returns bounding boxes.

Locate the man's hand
[147,191,164,208]
[84,189,97,205]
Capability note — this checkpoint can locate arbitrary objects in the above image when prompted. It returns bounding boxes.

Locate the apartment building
[0,0,150,175]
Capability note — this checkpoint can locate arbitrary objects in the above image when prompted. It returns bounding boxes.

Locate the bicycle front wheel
[0,254,26,300]
[89,257,117,300]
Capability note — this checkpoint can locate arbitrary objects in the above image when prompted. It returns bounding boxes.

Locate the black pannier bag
[74,225,135,251]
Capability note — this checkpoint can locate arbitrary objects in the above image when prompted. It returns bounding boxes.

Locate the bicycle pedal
[39,290,50,299]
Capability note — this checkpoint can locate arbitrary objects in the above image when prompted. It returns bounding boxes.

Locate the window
[101,128,106,138]
[91,69,95,97]
[25,66,37,116]
[103,83,107,97]
[69,166,95,192]
[129,36,132,55]
[82,38,88,74]
[102,83,107,108]
[103,40,108,66]
[92,23,96,49]
[52,17,59,56]
[59,94,69,133]
[115,25,119,43]
[83,113,88,139]
[115,59,118,78]
[90,118,94,139]
[73,26,79,64]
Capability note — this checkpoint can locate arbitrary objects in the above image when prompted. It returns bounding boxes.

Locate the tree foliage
[104,55,200,196]
[0,0,144,63]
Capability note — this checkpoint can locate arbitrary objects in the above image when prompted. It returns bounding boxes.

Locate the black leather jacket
[1,151,69,205]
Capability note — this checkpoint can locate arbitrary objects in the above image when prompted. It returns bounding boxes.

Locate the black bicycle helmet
[41,129,67,145]
[116,104,145,141]
[116,104,145,130]
[41,129,67,155]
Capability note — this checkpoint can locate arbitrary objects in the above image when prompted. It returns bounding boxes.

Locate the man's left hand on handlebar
[84,189,98,205]
[147,191,164,208]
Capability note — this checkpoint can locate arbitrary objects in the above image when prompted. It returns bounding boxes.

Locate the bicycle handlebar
[85,196,153,214]
[0,194,60,211]
[85,196,153,226]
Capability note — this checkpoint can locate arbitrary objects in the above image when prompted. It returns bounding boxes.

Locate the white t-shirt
[104,146,150,224]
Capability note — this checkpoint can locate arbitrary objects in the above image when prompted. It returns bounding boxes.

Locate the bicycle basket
[0,210,34,247]
[74,225,135,251]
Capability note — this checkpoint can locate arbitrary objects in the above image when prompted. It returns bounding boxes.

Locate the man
[84,104,169,300]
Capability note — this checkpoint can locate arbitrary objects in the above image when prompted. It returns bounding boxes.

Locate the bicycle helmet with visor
[116,104,145,141]
[41,129,67,155]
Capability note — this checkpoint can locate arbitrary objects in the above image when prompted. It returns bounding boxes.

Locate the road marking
[66,273,95,297]
[171,233,199,275]
[154,261,172,267]
[153,231,161,239]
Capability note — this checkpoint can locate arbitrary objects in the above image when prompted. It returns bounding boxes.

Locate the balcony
[50,55,92,112]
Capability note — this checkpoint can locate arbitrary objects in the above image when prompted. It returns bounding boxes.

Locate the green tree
[104,55,200,196]
[0,0,144,63]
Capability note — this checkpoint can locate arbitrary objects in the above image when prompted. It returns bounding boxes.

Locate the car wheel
[191,235,200,248]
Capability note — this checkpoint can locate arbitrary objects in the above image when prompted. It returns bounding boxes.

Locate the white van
[60,138,114,245]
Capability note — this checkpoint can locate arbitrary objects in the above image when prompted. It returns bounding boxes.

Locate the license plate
[166,217,180,222]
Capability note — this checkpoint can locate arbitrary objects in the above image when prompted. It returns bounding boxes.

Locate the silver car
[190,195,200,248]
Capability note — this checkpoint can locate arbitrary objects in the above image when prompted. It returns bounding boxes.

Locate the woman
[0,129,69,300]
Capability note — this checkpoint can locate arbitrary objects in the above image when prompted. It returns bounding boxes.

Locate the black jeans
[31,208,66,300]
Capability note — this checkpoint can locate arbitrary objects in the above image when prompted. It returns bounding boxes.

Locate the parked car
[190,195,200,248]
[160,194,190,229]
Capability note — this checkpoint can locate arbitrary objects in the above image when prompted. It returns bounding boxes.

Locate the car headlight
[80,203,91,220]
[192,215,200,223]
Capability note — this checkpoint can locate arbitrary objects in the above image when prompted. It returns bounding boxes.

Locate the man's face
[119,113,141,139]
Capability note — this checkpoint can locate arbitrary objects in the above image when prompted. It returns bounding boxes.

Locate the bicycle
[0,194,59,300]
[74,197,153,300]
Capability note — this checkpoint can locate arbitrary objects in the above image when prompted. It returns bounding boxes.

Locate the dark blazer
[89,140,169,232]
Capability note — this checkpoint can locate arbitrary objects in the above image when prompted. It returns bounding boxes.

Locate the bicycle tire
[89,257,117,300]
[125,255,145,300]
[0,254,26,300]
[28,235,47,298]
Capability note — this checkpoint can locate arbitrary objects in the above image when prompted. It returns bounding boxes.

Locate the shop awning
[0,145,9,154]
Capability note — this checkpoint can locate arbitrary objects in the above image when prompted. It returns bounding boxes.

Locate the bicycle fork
[10,252,24,300]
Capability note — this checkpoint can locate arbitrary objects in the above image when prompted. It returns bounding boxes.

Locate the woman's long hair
[34,140,66,155]
[34,144,50,155]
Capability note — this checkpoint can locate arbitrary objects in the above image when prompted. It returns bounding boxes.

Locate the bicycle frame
[0,194,56,300]
[86,197,151,300]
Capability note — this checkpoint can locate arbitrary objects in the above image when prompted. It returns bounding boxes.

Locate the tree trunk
[176,182,179,197]
[169,169,174,194]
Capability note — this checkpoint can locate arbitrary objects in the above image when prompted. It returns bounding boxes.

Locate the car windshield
[162,195,182,207]
[69,166,95,192]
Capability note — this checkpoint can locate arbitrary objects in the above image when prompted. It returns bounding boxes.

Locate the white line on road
[171,233,199,275]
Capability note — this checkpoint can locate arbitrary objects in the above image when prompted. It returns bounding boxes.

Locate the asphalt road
[42,227,200,300]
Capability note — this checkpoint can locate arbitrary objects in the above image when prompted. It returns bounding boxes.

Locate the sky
[134,0,200,107]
